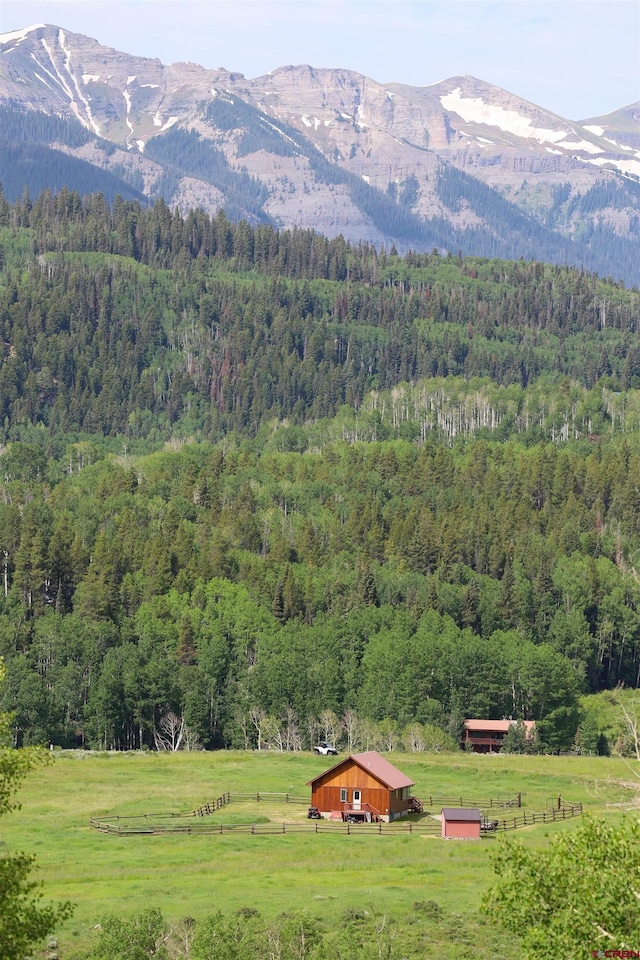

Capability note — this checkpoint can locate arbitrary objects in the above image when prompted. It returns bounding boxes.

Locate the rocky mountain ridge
[1,23,639,283]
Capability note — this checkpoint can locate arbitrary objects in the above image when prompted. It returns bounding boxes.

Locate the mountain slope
[1,23,639,284]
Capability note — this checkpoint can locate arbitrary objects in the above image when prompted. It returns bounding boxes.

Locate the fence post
[518,792,521,808]
[283,823,286,834]
[252,823,255,834]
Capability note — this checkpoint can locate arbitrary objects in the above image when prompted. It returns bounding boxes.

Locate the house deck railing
[339,801,383,822]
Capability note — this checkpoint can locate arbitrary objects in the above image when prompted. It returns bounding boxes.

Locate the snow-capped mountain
[1,24,639,283]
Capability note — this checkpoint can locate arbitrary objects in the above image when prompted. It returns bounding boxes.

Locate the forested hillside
[1,188,640,754]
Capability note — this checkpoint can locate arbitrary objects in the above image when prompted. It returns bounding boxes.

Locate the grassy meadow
[2,749,639,958]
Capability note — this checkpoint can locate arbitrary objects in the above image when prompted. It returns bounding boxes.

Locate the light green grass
[2,750,637,957]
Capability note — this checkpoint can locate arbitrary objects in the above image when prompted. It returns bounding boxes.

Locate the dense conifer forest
[1,187,640,753]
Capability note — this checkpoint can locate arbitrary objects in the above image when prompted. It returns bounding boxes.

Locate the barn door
[352,790,361,810]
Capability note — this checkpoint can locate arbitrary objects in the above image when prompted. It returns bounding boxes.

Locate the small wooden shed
[441,808,482,839]
[307,751,416,822]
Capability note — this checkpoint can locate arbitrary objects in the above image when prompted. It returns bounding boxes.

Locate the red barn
[441,808,482,839]
[307,751,417,822]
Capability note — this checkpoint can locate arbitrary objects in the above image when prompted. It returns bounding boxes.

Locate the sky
[1,1,638,120]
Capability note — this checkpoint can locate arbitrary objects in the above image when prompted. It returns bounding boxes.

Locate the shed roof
[441,808,482,822]
[307,751,414,790]
[464,719,536,733]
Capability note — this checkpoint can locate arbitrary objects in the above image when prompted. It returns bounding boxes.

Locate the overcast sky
[1,1,638,120]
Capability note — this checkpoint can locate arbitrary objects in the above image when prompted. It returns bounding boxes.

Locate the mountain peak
[0,23,47,46]
[1,22,638,285]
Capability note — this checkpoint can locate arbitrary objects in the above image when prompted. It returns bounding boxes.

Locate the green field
[2,750,638,958]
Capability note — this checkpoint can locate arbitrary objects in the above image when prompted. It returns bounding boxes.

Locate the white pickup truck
[314,741,338,756]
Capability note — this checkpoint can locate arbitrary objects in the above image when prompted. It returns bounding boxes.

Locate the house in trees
[462,719,536,753]
[307,751,420,822]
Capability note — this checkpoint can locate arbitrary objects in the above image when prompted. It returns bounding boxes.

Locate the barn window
[340,788,347,802]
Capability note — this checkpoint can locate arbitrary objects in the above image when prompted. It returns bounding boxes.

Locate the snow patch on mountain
[54,29,101,135]
[554,137,603,155]
[0,24,45,47]
[82,74,100,84]
[587,156,640,178]
[440,88,602,153]
[604,138,636,154]
[34,71,55,92]
[584,125,605,136]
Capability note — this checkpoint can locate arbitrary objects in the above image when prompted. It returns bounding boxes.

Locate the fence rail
[95,790,521,825]
[422,793,522,809]
[194,793,231,816]
[482,803,583,832]
[229,792,309,804]
[89,791,581,838]
[89,817,443,837]
[89,804,582,837]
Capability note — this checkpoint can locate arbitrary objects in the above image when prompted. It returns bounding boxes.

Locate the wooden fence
[481,802,583,832]
[89,817,443,836]
[194,793,231,816]
[192,791,522,816]
[421,792,522,809]
[89,801,582,838]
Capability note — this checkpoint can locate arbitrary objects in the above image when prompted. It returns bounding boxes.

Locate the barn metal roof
[307,751,414,789]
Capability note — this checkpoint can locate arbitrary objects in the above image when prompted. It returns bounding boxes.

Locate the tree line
[1,190,639,442]
[1,432,640,752]
[1,192,640,752]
